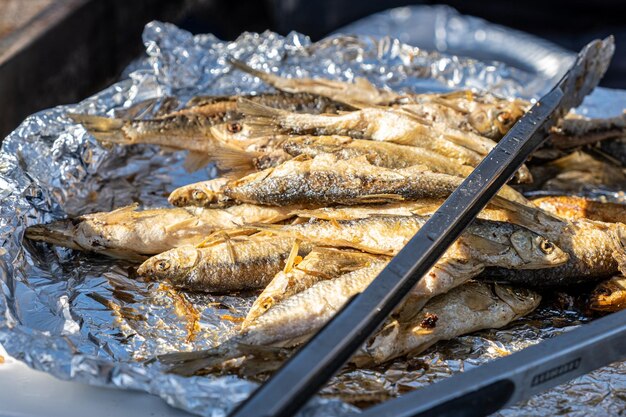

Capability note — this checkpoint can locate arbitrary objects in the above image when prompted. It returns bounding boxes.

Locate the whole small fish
[588,275,626,312]
[532,196,626,224]
[352,282,541,366]
[239,99,486,166]
[220,154,530,208]
[25,203,294,261]
[254,214,569,269]
[243,248,387,327]
[137,234,312,292]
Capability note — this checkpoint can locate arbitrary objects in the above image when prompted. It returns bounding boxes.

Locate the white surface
[0,345,193,417]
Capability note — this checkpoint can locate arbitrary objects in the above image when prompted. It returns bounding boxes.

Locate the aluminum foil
[0,18,625,417]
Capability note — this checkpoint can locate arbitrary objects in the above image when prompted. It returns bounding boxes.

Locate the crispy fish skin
[223,154,463,207]
[352,282,541,366]
[171,154,530,208]
[588,276,626,312]
[137,235,312,292]
[482,219,626,286]
[532,196,626,224]
[255,214,568,269]
[243,248,387,327]
[25,203,295,261]
[281,135,474,176]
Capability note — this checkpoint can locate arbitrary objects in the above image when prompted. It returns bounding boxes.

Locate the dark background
[1,0,625,137]
[180,0,626,88]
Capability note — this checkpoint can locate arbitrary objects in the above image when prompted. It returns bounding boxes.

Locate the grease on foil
[0,20,624,417]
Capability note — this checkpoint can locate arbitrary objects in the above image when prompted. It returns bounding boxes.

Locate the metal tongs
[229,37,620,417]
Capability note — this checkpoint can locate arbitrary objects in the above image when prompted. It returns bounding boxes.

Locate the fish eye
[539,240,554,254]
[227,122,242,133]
[192,190,207,201]
[156,260,170,271]
[497,111,512,125]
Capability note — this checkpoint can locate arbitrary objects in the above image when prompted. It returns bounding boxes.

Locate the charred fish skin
[243,248,387,327]
[482,220,626,286]
[588,275,626,312]
[257,214,568,269]
[136,235,312,293]
[352,282,541,366]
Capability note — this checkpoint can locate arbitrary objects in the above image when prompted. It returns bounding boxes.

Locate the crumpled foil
[0,17,625,417]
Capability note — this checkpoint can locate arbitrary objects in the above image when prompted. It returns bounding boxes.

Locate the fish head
[468,102,526,139]
[493,284,541,315]
[137,246,200,280]
[169,184,220,207]
[509,230,569,268]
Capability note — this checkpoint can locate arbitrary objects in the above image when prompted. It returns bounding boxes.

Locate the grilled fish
[532,196,626,224]
[254,214,569,269]
[588,275,626,312]
[220,154,529,208]
[243,248,386,327]
[137,234,312,292]
[25,203,294,261]
[352,282,541,366]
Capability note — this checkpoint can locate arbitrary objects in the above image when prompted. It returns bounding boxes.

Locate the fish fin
[165,217,200,233]
[68,114,130,144]
[464,235,509,255]
[283,239,302,273]
[492,195,567,229]
[238,98,287,120]
[102,203,140,223]
[208,143,261,178]
[183,151,213,173]
[357,194,406,202]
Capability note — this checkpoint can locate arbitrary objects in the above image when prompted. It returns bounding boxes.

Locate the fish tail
[68,114,130,144]
[228,58,278,85]
[24,220,81,250]
[237,98,286,120]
